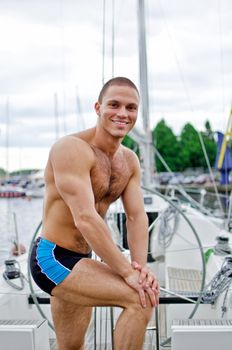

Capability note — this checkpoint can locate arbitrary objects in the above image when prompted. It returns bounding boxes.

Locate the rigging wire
[102,0,135,83]
[75,86,86,132]
[54,92,60,141]
[111,0,115,77]
[148,243,232,255]
[154,147,215,216]
[5,97,10,179]
[197,132,225,216]
[155,0,225,216]
[58,0,67,135]
[157,0,194,113]
[102,0,106,85]
[217,0,226,124]
[217,0,229,201]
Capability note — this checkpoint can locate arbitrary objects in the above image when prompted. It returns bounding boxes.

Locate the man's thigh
[52,258,140,308]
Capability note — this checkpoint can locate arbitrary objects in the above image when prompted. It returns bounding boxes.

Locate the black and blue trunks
[30,236,92,295]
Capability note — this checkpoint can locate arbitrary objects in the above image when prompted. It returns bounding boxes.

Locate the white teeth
[112,120,128,125]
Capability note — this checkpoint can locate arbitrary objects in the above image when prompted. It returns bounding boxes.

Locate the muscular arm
[121,151,148,267]
[50,137,134,280]
[122,151,159,301]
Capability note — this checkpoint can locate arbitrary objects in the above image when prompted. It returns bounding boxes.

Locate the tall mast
[137,0,154,186]
[5,97,10,179]
[54,92,59,141]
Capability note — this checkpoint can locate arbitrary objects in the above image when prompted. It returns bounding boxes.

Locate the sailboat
[107,1,232,349]
[1,1,232,349]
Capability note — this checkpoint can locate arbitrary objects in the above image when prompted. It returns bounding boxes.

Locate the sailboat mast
[138,0,149,132]
[5,97,10,179]
[137,0,153,186]
[54,92,59,141]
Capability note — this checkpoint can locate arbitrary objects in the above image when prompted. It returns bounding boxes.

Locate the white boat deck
[167,266,202,294]
[1,238,232,349]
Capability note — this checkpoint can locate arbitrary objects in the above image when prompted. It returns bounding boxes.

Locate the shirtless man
[30,77,159,350]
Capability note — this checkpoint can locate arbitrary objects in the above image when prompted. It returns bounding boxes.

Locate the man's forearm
[126,214,149,267]
[76,211,134,278]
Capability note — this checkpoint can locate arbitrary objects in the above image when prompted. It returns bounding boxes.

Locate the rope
[201,256,232,304]
[221,283,231,318]
[158,204,180,249]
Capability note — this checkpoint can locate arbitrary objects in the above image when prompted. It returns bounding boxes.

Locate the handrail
[27,221,55,330]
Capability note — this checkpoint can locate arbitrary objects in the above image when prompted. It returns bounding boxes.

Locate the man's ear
[95,102,100,116]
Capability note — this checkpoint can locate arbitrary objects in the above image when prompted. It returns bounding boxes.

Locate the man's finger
[146,273,155,287]
[146,288,159,307]
[138,288,147,308]
[138,267,150,284]
[152,278,159,292]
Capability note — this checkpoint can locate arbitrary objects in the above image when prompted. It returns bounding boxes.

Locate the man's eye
[128,106,137,111]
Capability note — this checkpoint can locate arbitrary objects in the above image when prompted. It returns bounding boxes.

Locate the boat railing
[164,184,230,220]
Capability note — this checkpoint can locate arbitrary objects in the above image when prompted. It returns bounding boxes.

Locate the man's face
[95,85,139,139]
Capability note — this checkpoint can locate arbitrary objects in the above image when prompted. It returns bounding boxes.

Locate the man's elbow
[74,211,97,231]
[127,212,148,225]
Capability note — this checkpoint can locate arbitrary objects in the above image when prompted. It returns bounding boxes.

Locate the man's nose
[117,106,128,117]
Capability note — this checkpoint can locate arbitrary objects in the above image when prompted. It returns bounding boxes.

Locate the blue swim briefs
[30,237,92,295]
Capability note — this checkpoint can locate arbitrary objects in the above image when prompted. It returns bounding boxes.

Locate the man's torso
[41,131,135,253]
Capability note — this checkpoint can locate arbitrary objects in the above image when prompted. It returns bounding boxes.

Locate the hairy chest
[90,149,131,204]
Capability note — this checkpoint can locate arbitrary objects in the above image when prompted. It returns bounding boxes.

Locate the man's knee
[126,302,153,325]
[57,339,84,350]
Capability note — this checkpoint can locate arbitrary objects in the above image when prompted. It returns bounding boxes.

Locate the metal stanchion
[110,307,115,350]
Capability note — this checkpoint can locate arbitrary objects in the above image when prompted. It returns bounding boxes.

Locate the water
[0,197,43,265]
[0,190,228,266]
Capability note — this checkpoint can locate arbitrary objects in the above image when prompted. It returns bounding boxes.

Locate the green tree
[152,119,181,171]
[179,123,202,168]
[179,122,217,169]
[0,167,6,177]
[10,169,40,176]
[122,135,140,158]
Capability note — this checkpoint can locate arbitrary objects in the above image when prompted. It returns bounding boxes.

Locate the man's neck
[91,128,122,157]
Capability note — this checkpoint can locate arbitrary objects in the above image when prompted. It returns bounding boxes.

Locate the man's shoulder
[49,134,95,166]
[52,134,91,152]
[121,145,139,162]
[120,146,140,174]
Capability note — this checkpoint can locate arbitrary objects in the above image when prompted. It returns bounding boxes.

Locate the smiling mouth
[112,120,129,126]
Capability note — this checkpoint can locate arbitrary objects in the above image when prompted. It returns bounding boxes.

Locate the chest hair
[90,148,131,203]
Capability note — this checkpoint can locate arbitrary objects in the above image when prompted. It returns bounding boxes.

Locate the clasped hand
[132,261,159,308]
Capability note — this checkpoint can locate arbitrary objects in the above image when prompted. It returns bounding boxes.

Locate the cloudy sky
[0,0,231,171]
